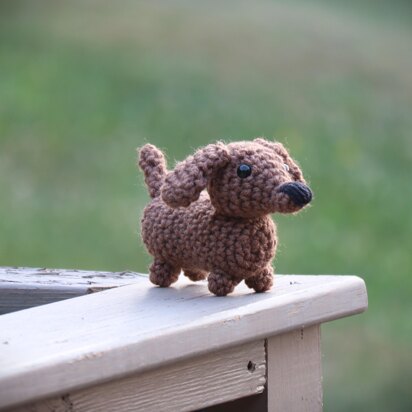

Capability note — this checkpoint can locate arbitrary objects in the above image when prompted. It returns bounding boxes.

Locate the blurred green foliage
[0,1,411,410]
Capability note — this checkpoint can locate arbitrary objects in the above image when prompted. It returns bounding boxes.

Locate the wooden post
[267,326,322,412]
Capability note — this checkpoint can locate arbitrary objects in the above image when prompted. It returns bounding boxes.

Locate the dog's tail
[138,144,167,198]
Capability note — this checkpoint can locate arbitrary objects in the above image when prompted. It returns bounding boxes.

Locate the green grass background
[1,1,411,410]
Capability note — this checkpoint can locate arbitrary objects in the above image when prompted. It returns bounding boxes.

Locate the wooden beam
[11,340,266,412]
[0,267,146,314]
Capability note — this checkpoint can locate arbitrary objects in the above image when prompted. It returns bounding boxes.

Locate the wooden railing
[0,267,367,412]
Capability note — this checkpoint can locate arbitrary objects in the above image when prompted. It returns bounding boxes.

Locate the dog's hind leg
[149,259,180,287]
[208,271,239,296]
[183,268,208,282]
[245,266,274,293]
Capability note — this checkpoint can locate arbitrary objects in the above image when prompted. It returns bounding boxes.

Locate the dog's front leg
[208,271,240,296]
[245,266,274,293]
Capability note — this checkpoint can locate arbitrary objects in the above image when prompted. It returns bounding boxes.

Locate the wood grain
[0,271,367,410]
[11,341,266,412]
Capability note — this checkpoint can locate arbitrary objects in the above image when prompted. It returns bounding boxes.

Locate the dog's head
[161,138,312,218]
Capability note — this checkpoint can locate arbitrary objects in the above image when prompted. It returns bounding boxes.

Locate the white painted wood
[0,273,367,409]
[0,267,146,314]
[267,325,322,412]
[11,340,266,412]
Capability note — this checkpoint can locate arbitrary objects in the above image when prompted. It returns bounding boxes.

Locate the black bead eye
[237,164,252,178]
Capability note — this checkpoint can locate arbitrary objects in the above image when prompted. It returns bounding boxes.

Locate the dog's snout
[278,182,312,206]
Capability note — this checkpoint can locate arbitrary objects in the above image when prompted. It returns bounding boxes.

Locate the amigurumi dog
[138,138,312,296]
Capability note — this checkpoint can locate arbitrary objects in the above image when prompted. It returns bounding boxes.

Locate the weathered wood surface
[0,271,367,410]
[267,325,322,412]
[0,267,146,314]
[11,340,266,412]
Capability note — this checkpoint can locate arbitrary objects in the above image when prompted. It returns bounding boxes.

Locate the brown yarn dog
[138,138,312,296]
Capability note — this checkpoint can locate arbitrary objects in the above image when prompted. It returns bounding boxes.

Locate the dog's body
[142,192,276,277]
[139,139,312,296]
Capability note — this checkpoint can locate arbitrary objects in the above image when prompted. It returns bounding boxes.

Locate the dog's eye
[237,164,252,178]
[283,163,290,172]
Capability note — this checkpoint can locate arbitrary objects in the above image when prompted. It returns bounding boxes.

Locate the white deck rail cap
[0,273,367,409]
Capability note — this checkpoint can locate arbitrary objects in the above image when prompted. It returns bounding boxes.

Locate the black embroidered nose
[278,182,312,206]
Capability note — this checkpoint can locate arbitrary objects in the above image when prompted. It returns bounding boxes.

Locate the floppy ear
[161,142,230,208]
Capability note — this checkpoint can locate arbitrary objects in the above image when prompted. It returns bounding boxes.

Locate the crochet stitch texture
[138,138,312,296]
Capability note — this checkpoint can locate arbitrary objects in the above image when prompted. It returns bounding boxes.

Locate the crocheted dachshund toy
[138,138,312,296]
